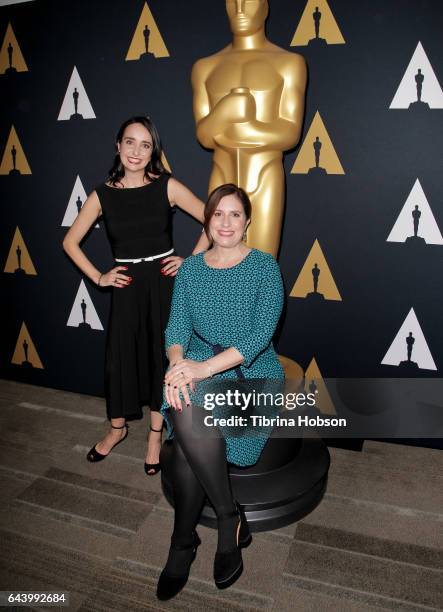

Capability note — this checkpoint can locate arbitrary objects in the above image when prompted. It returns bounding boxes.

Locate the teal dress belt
[193,330,245,380]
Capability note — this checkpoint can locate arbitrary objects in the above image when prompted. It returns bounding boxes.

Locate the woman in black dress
[63,116,208,473]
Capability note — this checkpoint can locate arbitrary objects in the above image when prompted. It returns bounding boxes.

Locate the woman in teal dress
[157,184,284,600]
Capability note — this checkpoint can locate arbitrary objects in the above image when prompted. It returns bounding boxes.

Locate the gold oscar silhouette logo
[4,227,36,275]
[11,322,44,369]
[304,357,336,415]
[0,125,31,175]
[290,239,342,301]
[0,23,28,74]
[278,355,304,381]
[291,0,345,47]
[126,2,170,60]
[291,111,344,174]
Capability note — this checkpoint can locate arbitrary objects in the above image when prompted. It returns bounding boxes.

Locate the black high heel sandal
[156,531,201,601]
[144,425,162,476]
[86,423,128,462]
[214,501,252,590]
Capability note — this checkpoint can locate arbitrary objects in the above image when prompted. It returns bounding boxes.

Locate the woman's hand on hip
[161,256,184,277]
[100,266,132,288]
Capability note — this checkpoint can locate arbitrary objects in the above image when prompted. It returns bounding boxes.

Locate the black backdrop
[1,1,442,446]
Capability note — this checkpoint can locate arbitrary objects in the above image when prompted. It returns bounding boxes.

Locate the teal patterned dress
[160,248,284,466]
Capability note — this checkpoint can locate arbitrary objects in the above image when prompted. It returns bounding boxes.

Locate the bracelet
[97,273,103,287]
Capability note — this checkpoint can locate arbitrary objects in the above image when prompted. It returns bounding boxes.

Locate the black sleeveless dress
[95,173,174,419]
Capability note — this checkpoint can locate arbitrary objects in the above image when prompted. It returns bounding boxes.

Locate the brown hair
[204,183,252,240]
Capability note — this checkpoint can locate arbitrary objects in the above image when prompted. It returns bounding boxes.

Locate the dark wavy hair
[204,183,252,242]
[108,116,169,186]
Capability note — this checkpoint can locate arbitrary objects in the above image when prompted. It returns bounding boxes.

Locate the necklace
[121,179,147,188]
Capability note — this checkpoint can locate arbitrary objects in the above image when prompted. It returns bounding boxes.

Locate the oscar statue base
[160,434,330,532]
[397,360,420,372]
[305,291,325,302]
[405,235,426,246]
[78,322,92,330]
[308,166,327,175]
[408,101,430,111]
[138,52,157,64]
[308,37,328,48]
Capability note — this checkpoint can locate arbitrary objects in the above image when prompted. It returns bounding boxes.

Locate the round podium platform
[160,434,330,532]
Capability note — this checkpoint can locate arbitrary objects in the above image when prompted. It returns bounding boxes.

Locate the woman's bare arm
[62,191,103,284]
[167,178,210,254]
[62,191,130,287]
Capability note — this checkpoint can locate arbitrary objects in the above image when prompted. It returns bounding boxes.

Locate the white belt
[115,248,174,264]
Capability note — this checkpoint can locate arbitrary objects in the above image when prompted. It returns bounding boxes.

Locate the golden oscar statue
[192,0,307,257]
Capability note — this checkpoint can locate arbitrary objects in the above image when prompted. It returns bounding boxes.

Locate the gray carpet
[0,380,441,611]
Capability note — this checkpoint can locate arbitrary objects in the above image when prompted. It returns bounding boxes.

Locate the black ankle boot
[156,531,201,600]
[214,501,251,589]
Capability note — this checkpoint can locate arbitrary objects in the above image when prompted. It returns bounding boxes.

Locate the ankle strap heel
[145,424,163,476]
[86,423,128,463]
